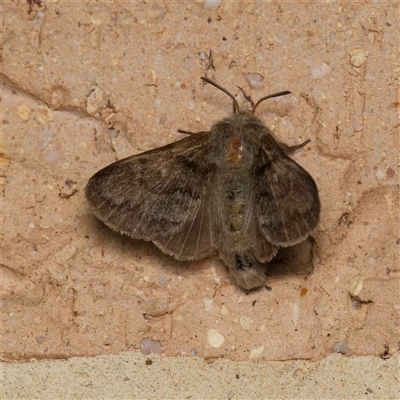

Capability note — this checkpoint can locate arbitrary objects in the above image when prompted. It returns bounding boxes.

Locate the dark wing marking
[86,133,215,260]
[256,133,320,247]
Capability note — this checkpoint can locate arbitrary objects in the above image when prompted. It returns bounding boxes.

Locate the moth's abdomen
[219,250,268,290]
[223,136,249,239]
[228,188,246,237]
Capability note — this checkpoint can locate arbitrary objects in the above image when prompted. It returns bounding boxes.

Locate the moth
[86,77,320,290]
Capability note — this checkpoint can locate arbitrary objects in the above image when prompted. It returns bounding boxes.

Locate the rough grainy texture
[1,0,398,385]
[2,353,399,399]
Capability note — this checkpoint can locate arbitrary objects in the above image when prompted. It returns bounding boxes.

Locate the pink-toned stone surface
[1,1,398,362]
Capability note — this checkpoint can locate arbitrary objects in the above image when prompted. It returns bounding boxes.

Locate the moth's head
[201,76,291,115]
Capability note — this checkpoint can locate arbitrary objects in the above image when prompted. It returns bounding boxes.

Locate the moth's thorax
[209,111,265,168]
[227,135,244,164]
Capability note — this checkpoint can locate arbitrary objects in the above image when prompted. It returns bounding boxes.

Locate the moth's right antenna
[252,90,291,114]
[201,77,240,114]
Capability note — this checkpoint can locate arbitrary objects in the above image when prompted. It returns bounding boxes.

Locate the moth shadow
[266,237,317,279]
[86,215,318,283]
[86,215,156,254]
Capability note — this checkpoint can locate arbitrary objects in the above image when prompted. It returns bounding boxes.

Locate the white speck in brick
[203,0,221,10]
[203,297,213,311]
[140,338,163,355]
[332,340,350,354]
[348,275,364,299]
[305,57,314,66]
[375,169,385,183]
[368,257,376,265]
[220,305,229,315]
[50,86,66,110]
[310,63,332,79]
[86,87,104,116]
[42,143,64,165]
[245,73,264,90]
[17,103,31,120]
[353,119,363,132]
[249,345,265,359]
[207,329,225,348]
[239,316,253,330]
[349,48,367,68]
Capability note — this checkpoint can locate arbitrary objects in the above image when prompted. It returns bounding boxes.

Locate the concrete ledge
[2,353,399,399]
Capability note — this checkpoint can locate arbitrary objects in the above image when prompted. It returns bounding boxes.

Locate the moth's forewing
[256,132,320,247]
[85,133,215,256]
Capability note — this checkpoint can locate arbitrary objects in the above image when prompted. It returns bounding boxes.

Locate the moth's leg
[177,129,211,135]
[279,139,310,154]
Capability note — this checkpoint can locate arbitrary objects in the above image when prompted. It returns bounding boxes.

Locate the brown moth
[86,77,320,290]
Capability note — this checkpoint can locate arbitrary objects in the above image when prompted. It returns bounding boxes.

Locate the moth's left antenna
[201,77,240,114]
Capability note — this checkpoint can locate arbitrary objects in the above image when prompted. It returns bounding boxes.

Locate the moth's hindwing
[251,227,278,263]
[85,132,216,260]
[256,133,320,247]
[153,186,216,261]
